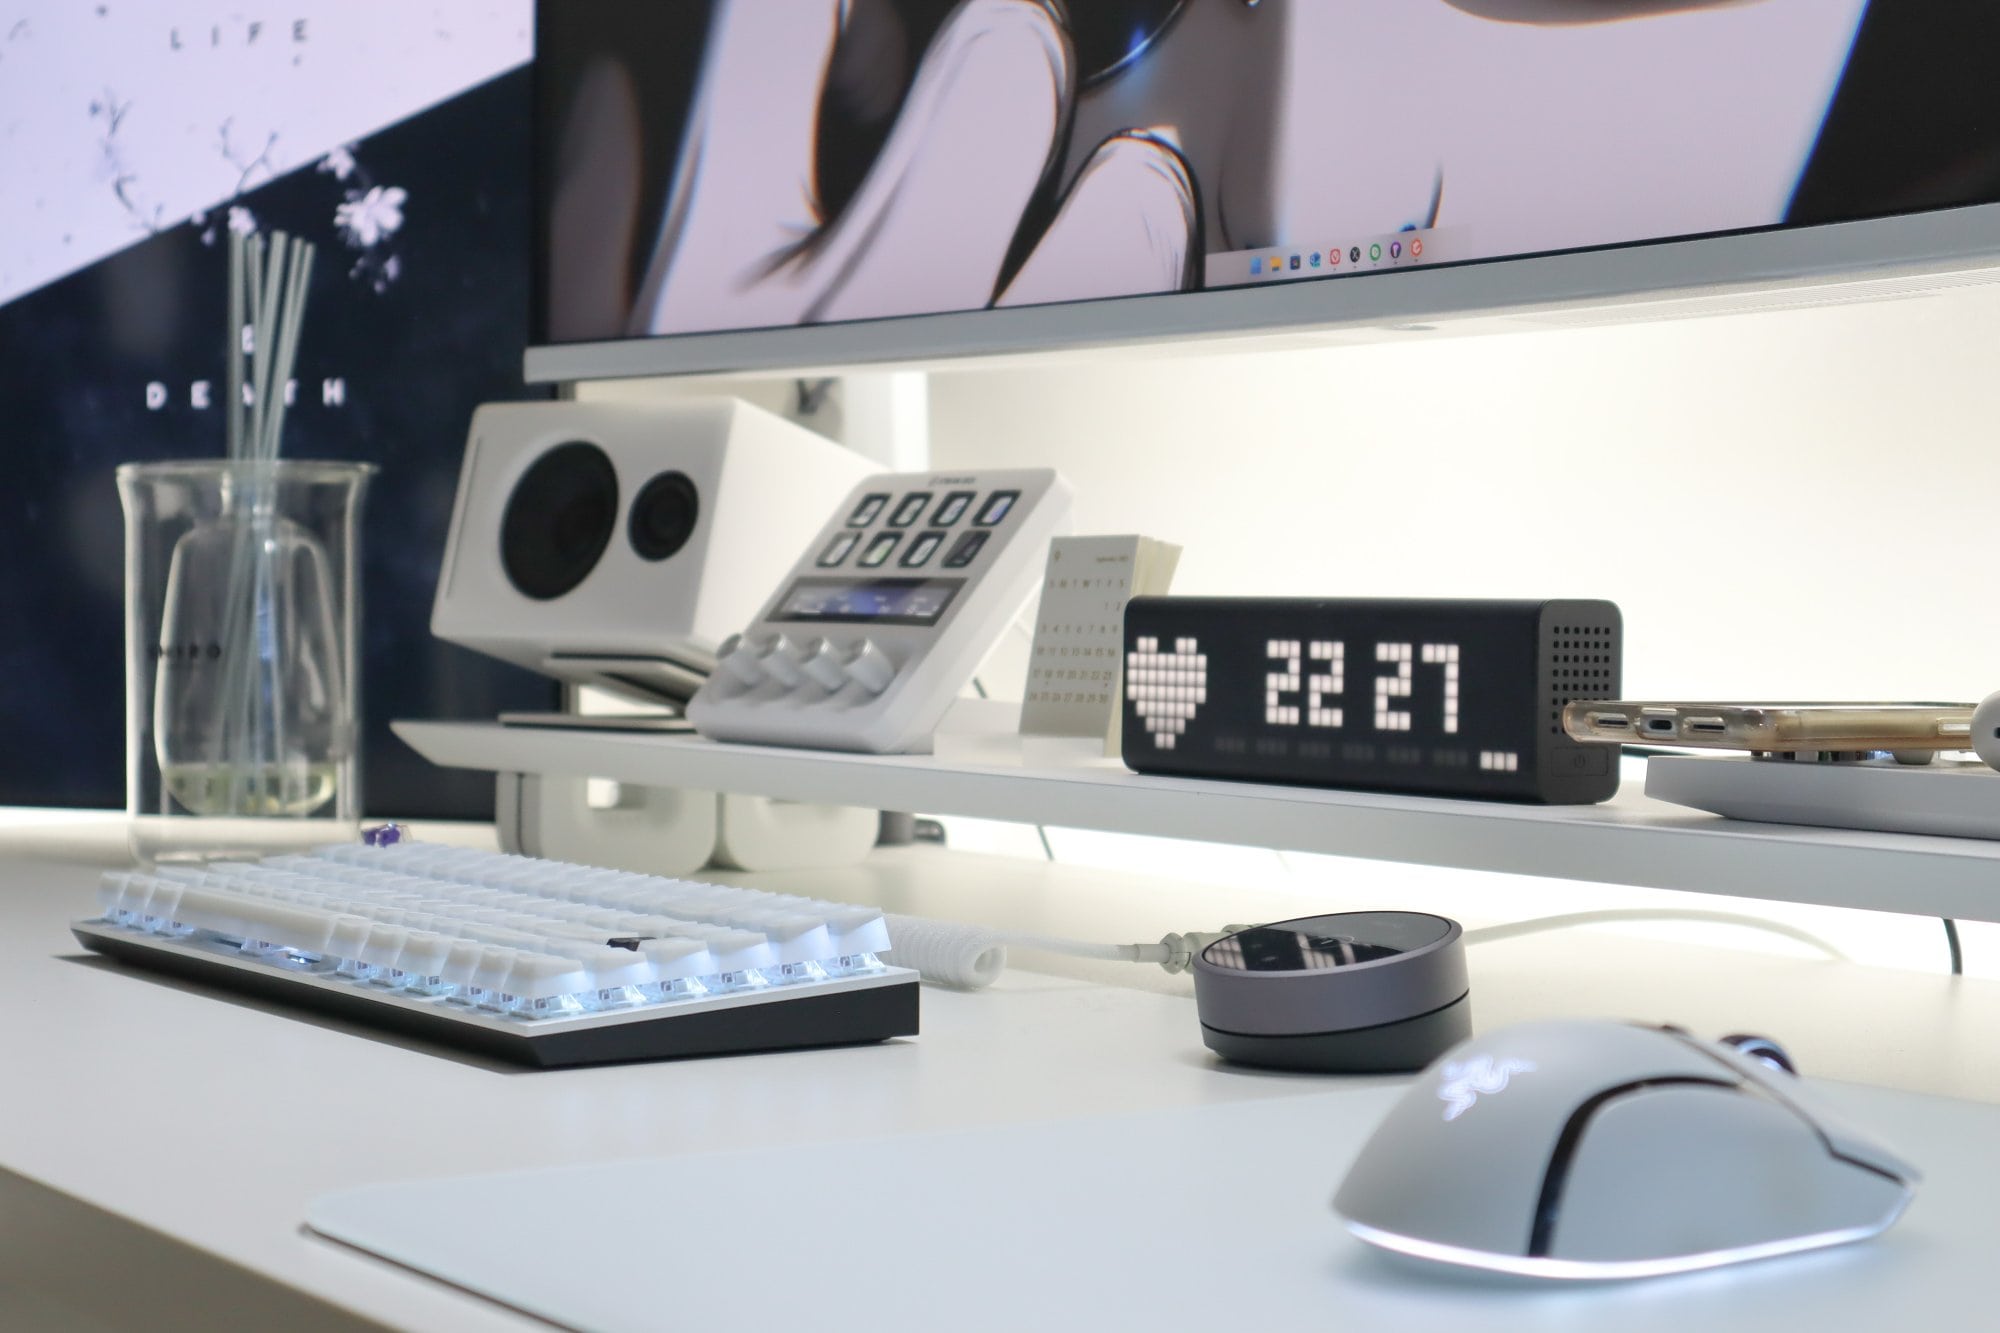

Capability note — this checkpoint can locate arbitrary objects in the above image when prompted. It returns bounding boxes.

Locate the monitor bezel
[526,201,2000,383]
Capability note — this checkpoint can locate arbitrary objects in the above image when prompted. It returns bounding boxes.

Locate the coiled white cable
[882,916,1011,989]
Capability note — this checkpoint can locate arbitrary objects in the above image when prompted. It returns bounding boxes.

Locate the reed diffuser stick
[262,241,316,461]
[213,226,321,814]
[244,234,268,457]
[226,230,245,459]
[252,235,287,458]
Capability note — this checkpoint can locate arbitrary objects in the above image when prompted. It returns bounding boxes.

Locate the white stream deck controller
[688,470,1071,754]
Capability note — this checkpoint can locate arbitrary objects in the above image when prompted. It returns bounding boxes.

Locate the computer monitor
[530,1,2000,381]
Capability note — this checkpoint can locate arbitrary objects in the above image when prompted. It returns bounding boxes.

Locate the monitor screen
[533,1,2000,377]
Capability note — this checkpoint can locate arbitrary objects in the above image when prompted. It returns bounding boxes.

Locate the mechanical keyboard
[72,840,919,1067]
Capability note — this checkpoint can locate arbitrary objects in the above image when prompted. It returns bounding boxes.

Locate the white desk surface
[7,813,2000,1331]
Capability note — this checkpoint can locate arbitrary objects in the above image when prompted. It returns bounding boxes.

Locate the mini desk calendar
[1021,535,1180,750]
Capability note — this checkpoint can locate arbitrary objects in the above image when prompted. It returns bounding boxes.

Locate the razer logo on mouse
[1437,1056,1537,1122]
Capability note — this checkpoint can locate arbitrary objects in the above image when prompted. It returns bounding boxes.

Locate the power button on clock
[1557,747,1610,777]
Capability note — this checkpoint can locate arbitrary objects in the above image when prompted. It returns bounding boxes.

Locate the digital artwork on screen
[537,1,2000,345]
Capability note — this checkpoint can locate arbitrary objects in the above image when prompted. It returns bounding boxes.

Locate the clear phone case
[1562,701,1975,751]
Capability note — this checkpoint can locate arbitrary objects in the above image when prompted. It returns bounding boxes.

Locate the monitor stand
[494,768,878,877]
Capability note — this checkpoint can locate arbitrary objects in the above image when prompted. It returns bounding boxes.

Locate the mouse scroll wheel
[1721,1033,1797,1075]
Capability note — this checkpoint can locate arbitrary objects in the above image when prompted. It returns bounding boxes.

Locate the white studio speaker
[431,397,880,876]
[433,398,873,703]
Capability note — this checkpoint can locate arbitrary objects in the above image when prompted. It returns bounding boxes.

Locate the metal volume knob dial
[716,634,765,688]
[843,640,897,695]
[800,639,850,692]
[754,634,807,689]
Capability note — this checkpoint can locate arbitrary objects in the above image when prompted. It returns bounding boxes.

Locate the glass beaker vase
[118,461,375,863]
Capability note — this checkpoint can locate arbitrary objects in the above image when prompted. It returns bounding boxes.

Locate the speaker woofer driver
[501,440,620,601]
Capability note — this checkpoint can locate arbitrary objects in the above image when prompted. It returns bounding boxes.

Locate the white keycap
[471,946,519,1003]
[231,897,341,952]
[682,927,775,973]
[608,913,682,937]
[356,924,410,970]
[96,871,134,918]
[505,953,590,1002]
[325,915,374,962]
[639,938,718,981]
[819,906,892,956]
[727,911,831,965]
[583,947,654,993]
[395,930,452,980]
[133,876,188,927]
[440,939,487,990]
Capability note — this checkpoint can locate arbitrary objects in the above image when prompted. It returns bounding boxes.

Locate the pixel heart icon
[1126,635,1206,750]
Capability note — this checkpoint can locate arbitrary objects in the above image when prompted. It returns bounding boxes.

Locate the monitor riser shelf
[392,720,2000,925]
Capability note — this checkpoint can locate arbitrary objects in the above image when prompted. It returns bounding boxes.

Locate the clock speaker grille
[1545,620,1619,738]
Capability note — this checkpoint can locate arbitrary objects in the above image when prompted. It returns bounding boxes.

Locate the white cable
[887,906,1851,990]
[1461,909,1851,962]
[884,915,1248,989]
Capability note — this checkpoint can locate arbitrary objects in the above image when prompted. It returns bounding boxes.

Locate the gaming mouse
[1332,1019,1918,1279]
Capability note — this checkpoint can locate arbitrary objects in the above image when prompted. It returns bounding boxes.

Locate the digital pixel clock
[1121,598,1622,804]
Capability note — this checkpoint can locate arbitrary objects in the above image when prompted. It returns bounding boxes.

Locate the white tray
[1647,755,2000,841]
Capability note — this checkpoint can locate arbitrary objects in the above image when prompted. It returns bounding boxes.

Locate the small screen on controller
[773,577,964,626]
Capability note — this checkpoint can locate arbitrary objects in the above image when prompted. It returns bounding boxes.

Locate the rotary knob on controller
[754,634,807,688]
[716,633,765,688]
[843,639,897,695]
[800,638,850,692]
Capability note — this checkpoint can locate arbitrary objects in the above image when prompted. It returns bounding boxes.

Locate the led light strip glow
[1340,1218,1897,1281]
[92,914,885,1018]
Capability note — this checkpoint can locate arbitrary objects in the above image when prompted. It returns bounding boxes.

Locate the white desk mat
[309,1079,2000,1333]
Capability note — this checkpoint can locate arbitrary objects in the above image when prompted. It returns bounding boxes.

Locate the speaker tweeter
[628,470,700,563]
